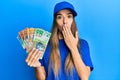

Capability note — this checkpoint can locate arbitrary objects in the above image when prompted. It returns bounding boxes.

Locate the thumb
[75,31,78,38]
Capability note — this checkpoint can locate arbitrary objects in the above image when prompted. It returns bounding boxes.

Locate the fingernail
[26,59,28,62]
[30,63,32,67]
[36,49,39,52]
[40,63,41,66]
[65,24,66,27]
[39,51,41,54]
[62,26,64,30]
[33,47,36,50]
[28,63,30,65]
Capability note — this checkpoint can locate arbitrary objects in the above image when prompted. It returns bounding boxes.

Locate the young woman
[26,1,93,80]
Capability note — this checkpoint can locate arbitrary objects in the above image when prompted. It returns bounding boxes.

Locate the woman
[26,1,93,80]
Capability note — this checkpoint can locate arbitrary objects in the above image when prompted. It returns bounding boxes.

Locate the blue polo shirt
[40,39,94,80]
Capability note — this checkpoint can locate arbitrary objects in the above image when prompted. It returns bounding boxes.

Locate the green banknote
[33,28,51,59]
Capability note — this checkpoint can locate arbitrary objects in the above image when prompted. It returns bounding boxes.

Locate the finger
[64,25,69,36]
[62,26,66,38]
[28,49,39,66]
[75,31,78,38]
[26,48,35,62]
[64,25,73,37]
[30,51,41,66]
[25,45,32,53]
[36,51,42,61]
[63,25,69,37]
[30,51,40,66]
[75,31,79,42]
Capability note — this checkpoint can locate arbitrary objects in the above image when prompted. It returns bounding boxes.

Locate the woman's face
[56,9,73,31]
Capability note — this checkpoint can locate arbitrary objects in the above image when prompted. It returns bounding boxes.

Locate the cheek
[68,20,73,28]
[70,19,73,25]
[57,20,63,31]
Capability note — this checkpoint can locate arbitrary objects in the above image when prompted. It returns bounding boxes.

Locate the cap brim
[54,8,77,17]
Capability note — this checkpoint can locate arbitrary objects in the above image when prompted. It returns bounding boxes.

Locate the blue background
[0,0,120,80]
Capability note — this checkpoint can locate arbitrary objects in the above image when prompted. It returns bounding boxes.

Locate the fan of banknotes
[17,28,51,59]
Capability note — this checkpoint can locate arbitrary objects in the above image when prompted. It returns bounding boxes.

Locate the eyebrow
[56,12,73,16]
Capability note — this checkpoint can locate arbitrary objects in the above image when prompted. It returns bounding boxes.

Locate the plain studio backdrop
[0,0,120,80]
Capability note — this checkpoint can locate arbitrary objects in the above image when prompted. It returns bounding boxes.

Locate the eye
[68,14,73,18]
[56,15,62,19]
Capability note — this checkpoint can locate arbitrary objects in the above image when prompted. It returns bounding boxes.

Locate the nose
[63,17,67,25]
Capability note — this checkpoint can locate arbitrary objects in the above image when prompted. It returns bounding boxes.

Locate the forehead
[57,9,72,14]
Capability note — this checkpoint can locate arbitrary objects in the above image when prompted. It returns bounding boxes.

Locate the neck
[58,32,63,39]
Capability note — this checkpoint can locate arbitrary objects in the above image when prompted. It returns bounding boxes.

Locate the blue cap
[54,1,77,17]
